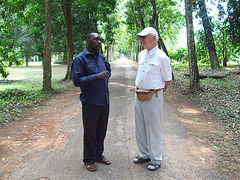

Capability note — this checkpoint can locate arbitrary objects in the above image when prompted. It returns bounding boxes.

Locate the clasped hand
[98,71,109,79]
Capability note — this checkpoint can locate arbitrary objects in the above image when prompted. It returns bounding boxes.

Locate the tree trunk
[43,0,52,91]
[25,45,30,67]
[26,55,29,67]
[129,0,142,61]
[63,48,67,64]
[40,53,44,65]
[137,0,145,29]
[149,0,168,56]
[107,41,110,62]
[61,0,74,80]
[149,0,175,79]
[223,47,227,67]
[185,0,200,92]
[198,0,220,69]
[222,34,227,67]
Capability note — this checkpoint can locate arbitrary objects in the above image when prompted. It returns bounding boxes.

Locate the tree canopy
[0,0,239,89]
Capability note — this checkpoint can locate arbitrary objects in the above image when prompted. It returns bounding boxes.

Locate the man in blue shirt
[71,31,111,172]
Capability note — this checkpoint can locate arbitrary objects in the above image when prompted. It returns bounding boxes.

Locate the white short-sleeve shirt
[135,46,172,89]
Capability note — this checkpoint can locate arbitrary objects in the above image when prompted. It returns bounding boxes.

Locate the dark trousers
[82,104,109,164]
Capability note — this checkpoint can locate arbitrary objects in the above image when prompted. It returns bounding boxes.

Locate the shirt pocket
[147,62,160,74]
[85,61,98,75]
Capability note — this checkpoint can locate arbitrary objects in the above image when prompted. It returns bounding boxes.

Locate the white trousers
[134,90,163,164]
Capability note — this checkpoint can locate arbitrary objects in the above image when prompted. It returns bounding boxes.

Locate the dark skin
[86,32,109,79]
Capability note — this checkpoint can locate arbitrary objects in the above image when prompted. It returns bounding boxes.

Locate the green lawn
[0,63,71,91]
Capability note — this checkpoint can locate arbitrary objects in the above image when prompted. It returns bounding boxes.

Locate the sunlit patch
[109,82,132,88]
[180,108,201,115]
[199,146,212,154]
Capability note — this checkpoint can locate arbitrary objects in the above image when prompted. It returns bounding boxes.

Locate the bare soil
[0,88,80,179]
[164,82,240,179]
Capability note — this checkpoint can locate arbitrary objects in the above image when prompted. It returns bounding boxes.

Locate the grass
[0,63,70,90]
[0,63,74,123]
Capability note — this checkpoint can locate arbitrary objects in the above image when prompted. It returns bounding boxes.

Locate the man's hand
[163,80,172,92]
[98,71,109,79]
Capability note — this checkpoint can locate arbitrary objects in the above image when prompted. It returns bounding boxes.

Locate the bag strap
[154,89,162,97]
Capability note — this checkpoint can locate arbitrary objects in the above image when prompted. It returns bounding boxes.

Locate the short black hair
[86,31,98,41]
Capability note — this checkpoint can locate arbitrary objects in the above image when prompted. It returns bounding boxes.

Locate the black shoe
[133,156,150,164]
[147,163,161,171]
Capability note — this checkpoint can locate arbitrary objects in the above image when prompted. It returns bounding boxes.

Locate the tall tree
[149,0,176,79]
[102,13,119,61]
[185,0,200,92]
[124,0,183,62]
[197,0,220,69]
[125,0,145,60]
[23,1,46,62]
[149,0,168,56]
[61,0,74,80]
[43,0,52,91]
[225,0,240,50]
[0,0,27,77]
[125,0,145,30]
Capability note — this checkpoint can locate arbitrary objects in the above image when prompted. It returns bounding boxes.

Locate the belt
[136,87,162,91]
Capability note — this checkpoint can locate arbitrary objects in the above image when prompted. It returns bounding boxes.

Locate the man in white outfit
[133,27,172,171]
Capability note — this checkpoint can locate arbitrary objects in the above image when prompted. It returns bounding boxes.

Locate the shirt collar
[84,47,99,57]
[147,46,158,55]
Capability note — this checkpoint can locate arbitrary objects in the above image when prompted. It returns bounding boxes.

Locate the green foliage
[123,0,184,58]
[0,0,37,78]
[101,13,119,50]
[51,2,67,56]
[225,0,240,51]
[191,0,240,66]
[195,20,240,66]
[156,0,184,42]
[71,0,118,55]
[0,0,119,80]
[0,88,55,122]
[0,64,73,123]
[195,31,209,64]
[169,48,188,63]
[0,65,9,78]
[22,0,45,59]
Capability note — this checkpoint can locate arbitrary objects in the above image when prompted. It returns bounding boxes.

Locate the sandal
[133,156,150,164]
[147,163,161,171]
[85,163,97,172]
[96,157,111,165]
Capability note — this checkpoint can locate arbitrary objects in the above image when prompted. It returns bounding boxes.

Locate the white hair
[150,33,159,41]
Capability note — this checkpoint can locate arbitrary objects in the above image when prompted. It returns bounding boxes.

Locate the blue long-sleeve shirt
[71,47,111,106]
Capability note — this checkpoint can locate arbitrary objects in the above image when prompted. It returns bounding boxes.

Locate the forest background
[0,0,239,176]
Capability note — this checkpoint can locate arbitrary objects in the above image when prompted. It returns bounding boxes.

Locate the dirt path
[0,58,230,179]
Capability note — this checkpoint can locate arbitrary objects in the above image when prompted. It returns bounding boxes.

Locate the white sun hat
[136,27,158,37]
